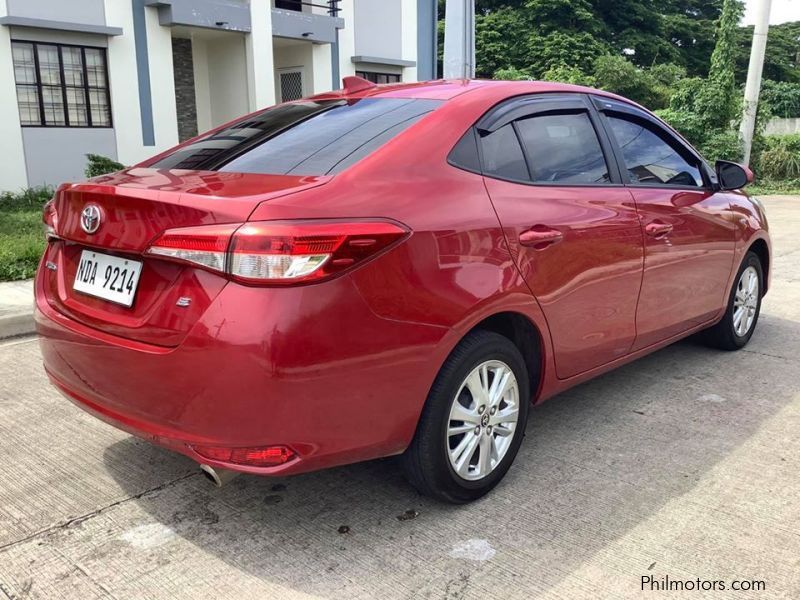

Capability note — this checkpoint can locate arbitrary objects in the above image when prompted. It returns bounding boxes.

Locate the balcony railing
[274,0,340,17]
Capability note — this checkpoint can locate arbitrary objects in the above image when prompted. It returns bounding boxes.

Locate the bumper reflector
[192,444,295,467]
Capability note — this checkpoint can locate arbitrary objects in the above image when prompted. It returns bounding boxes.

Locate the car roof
[310,78,633,104]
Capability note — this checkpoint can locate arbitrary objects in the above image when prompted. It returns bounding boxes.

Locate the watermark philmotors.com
[642,575,766,592]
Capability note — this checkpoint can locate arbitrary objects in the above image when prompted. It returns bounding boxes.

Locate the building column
[0,38,28,190]
[336,0,356,84]
[105,0,178,166]
[401,0,418,82]
[246,0,276,110]
[145,5,179,150]
[192,37,212,133]
[0,5,31,190]
[416,0,437,80]
[312,43,333,94]
[443,0,475,79]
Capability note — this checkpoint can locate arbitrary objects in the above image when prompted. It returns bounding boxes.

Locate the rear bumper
[35,271,449,476]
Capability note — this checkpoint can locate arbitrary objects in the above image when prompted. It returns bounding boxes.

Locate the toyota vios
[36,78,770,503]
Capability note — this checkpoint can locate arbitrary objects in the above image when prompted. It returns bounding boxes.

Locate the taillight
[43,199,58,239]
[192,444,295,467]
[146,223,238,272]
[145,220,409,285]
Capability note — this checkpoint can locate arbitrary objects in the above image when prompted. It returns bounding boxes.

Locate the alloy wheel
[733,266,759,337]
[447,360,520,481]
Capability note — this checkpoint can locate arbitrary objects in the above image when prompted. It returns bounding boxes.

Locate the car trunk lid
[42,168,330,346]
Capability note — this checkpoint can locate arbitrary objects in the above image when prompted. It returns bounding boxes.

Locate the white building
[0,0,437,191]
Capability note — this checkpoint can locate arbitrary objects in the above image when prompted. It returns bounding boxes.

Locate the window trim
[468,93,624,187]
[590,95,712,190]
[11,39,112,129]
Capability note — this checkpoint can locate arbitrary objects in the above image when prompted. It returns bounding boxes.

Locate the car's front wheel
[702,250,764,350]
[401,330,530,503]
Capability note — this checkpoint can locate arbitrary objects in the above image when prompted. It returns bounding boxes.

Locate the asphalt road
[1,197,798,600]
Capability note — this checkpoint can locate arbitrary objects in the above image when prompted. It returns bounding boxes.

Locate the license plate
[73,250,142,307]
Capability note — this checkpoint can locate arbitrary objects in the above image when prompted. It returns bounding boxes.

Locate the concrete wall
[353,0,402,60]
[22,128,117,187]
[147,0,251,32]
[273,40,312,98]
[765,118,800,136]
[6,0,107,27]
[207,35,249,125]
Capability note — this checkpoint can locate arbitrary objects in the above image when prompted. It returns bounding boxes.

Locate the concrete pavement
[0,197,798,599]
[0,279,33,340]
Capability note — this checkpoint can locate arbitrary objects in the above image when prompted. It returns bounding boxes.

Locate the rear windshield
[148,98,442,175]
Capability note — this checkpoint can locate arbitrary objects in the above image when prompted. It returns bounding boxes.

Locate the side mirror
[715,160,754,191]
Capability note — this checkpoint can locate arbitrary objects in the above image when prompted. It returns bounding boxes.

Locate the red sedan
[36,78,770,503]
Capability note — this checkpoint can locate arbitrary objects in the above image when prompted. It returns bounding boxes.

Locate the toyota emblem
[80,204,102,234]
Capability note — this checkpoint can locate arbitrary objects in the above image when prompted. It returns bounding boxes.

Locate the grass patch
[0,187,53,282]
[749,179,800,196]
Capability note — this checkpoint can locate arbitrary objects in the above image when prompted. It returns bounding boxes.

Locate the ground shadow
[104,311,800,598]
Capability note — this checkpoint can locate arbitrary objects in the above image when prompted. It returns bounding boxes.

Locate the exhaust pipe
[200,464,240,487]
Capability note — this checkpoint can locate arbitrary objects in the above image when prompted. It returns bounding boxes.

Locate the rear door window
[514,112,610,184]
[148,98,441,175]
[479,124,530,181]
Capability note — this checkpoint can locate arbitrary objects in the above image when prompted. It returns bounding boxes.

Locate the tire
[401,330,530,503]
[702,251,763,350]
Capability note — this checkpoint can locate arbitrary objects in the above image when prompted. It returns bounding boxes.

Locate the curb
[0,312,36,341]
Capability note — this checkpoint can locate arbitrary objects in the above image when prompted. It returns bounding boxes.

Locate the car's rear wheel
[702,251,763,350]
[401,330,530,503]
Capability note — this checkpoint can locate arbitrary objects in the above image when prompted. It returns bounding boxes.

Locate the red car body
[36,80,771,478]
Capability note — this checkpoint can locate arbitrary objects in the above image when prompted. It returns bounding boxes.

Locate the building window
[11,41,111,128]
[275,0,302,11]
[356,71,402,84]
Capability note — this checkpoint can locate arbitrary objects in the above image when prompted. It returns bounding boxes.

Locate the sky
[742,0,800,25]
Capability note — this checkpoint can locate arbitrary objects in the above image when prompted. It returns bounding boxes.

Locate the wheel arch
[466,311,544,403]
[748,238,770,295]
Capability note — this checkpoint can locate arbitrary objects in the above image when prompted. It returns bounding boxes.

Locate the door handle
[519,227,564,248]
[645,221,673,237]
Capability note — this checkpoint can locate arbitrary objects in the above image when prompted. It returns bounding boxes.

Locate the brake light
[145,220,409,285]
[192,444,295,467]
[146,223,238,272]
[43,199,58,239]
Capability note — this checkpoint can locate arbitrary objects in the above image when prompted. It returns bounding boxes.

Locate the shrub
[700,131,743,164]
[758,135,800,180]
[763,133,800,153]
[760,80,800,119]
[0,186,53,208]
[85,154,125,178]
[493,66,532,81]
[0,187,54,282]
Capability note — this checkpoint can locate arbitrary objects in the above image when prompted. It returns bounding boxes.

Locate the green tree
[592,54,676,109]
[474,6,535,78]
[735,21,800,84]
[694,0,744,130]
